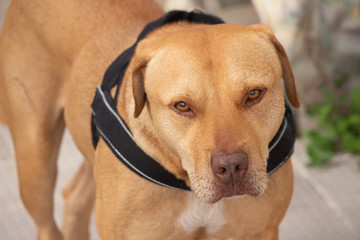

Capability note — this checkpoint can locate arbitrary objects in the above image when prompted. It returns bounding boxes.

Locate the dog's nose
[211,151,249,184]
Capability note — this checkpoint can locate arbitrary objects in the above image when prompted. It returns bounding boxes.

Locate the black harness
[91,10,296,192]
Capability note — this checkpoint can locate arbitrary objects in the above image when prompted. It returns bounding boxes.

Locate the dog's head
[130,23,299,203]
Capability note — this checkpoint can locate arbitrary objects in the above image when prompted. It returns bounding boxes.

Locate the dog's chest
[178,196,227,236]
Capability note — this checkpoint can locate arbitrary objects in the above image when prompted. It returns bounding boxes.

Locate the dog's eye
[248,89,261,100]
[175,101,191,112]
[245,89,265,106]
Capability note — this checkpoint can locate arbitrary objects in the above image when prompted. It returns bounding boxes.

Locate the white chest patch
[178,196,226,234]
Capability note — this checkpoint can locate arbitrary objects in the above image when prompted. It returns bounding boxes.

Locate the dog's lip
[219,186,247,198]
[205,189,246,204]
[204,181,263,203]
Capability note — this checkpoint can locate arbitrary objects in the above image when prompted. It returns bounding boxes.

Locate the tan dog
[0,0,299,239]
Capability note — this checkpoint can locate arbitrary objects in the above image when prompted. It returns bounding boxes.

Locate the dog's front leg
[10,116,65,240]
[62,160,95,240]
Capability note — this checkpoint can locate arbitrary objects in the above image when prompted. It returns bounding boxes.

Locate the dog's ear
[251,24,300,108]
[132,57,148,118]
[131,37,161,118]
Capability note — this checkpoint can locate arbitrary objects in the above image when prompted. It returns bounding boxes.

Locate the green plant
[303,83,360,167]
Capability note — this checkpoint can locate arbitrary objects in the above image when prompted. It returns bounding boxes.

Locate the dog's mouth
[190,171,268,204]
[186,152,268,203]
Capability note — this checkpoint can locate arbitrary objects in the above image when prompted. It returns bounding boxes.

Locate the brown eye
[175,101,191,112]
[247,89,261,101]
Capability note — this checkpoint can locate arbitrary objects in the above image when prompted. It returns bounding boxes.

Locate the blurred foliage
[303,77,360,167]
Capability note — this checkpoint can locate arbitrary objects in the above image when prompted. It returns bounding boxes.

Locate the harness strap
[267,106,296,174]
[92,86,190,190]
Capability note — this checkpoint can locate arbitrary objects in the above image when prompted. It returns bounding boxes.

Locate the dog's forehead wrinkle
[147,27,280,100]
[192,34,279,96]
[145,48,217,110]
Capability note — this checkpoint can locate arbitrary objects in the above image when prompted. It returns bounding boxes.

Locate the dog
[0,0,300,239]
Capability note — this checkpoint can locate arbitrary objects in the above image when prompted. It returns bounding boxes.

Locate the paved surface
[1,1,359,239]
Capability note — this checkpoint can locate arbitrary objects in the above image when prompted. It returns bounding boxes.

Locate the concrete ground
[1,1,359,239]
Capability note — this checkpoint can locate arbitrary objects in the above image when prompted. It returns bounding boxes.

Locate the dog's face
[131,24,299,203]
